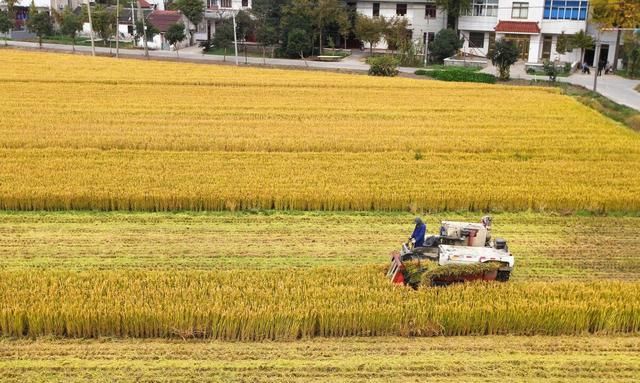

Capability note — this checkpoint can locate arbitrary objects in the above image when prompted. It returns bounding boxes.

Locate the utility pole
[137,0,148,58]
[232,10,239,65]
[115,0,120,58]
[592,41,601,92]
[86,0,96,56]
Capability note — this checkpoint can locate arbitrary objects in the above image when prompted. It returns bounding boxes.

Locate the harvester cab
[387,216,514,287]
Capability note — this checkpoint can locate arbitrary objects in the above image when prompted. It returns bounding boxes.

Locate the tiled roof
[138,0,152,8]
[495,21,541,34]
[147,10,183,33]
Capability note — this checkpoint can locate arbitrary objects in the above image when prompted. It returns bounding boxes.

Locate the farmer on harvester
[410,217,427,247]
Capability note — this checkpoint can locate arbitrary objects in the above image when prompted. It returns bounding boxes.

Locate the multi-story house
[453,0,591,64]
[353,1,611,66]
[195,0,251,42]
[354,1,447,49]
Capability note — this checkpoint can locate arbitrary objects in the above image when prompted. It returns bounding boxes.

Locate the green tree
[430,28,462,63]
[165,22,186,57]
[354,14,385,54]
[26,2,53,48]
[286,27,312,58]
[555,32,572,55]
[311,0,345,54]
[91,5,116,46]
[59,7,83,52]
[623,31,640,77]
[591,0,640,72]
[173,0,204,44]
[571,30,594,64]
[235,9,255,41]
[252,0,287,54]
[335,9,350,49]
[280,0,313,56]
[213,20,234,61]
[435,0,472,31]
[385,16,409,53]
[491,38,519,80]
[0,10,12,46]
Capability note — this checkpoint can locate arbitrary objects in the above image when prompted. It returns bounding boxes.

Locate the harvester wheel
[496,270,511,282]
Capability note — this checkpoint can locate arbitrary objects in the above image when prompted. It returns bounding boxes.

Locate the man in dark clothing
[410,217,427,247]
[598,59,605,76]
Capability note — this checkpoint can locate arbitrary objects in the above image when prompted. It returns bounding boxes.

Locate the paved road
[4,40,639,110]
[481,62,640,111]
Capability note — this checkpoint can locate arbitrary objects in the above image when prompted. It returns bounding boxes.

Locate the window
[373,2,380,17]
[466,0,498,17]
[207,0,217,8]
[512,2,528,18]
[469,32,484,48]
[221,0,231,8]
[242,0,248,6]
[425,3,436,18]
[543,0,588,20]
[396,3,407,16]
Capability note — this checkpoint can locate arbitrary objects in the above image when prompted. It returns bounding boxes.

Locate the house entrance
[505,34,530,60]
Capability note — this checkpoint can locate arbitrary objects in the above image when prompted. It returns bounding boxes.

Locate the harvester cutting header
[387,216,515,288]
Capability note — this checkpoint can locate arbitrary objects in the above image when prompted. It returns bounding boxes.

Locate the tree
[165,22,186,57]
[430,28,462,63]
[623,31,640,77]
[26,2,53,48]
[491,38,519,80]
[0,10,11,46]
[335,9,350,49]
[286,27,312,58]
[252,0,287,57]
[435,0,472,31]
[212,20,234,61]
[571,30,594,64]
[135,20,158,45]
[591,0,640,72]
[311,0,345,54]
[354,14,385,54]
[235,9,255,41]
[555,32,572,55]
[59,7,83,52]
[173,0,204,44]
[385,16,409,53]
[91,5,115,47]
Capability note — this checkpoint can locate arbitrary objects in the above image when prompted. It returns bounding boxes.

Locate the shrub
[417,67,496,83]
[367,55,399,77]
[430,29,463,64]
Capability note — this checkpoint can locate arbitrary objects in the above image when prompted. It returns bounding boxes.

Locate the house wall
[355,1,446,50]
[199,0,252,41]
[459,0,589,63]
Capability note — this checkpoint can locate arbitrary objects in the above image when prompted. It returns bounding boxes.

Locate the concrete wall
[356,1,446,50]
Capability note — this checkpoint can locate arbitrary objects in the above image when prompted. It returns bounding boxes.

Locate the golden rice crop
[0,50,639,212]
[0,268,639,340]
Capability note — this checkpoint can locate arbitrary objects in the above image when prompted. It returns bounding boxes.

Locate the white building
[354,1,447,50]
[456,0,590,64]
[196,0,251,42]
[352,0,607,66]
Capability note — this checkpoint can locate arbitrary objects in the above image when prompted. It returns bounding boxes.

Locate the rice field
[2,336,639,382]
[1,49,639,380]
[0,50,639,212]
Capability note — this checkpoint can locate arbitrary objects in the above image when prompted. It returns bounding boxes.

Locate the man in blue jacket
[410,217,426,247]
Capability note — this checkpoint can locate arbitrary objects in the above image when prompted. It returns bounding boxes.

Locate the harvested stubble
[0,50,639,212]
[1,268,638,340]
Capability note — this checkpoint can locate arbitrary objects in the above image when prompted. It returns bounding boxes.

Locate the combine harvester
[387,216,515,288]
